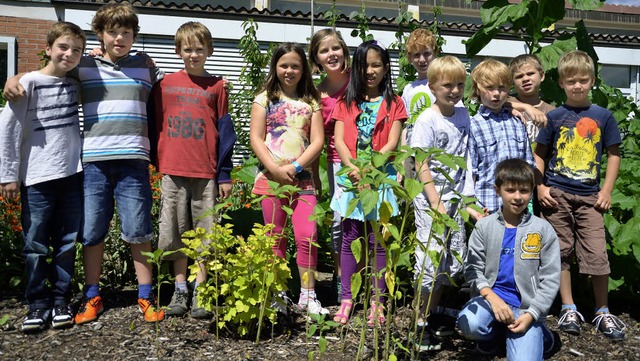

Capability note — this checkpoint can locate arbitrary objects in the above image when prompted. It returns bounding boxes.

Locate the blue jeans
[82,160,153,246]
[456,296,552,361]
[21,173,82,309]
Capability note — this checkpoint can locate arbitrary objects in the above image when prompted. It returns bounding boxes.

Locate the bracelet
[291,161,303,174]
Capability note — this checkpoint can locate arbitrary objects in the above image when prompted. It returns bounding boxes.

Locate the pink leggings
[261,194,317,268]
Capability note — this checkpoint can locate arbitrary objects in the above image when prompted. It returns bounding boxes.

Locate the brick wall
[0,16,56,74]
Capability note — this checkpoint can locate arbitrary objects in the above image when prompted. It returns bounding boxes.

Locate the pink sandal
[367,300,386,327]
[333,300,353,325]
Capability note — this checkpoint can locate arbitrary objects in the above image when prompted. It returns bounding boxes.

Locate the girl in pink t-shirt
[308,28,351,301]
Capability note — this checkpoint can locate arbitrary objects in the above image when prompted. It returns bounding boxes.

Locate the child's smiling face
[316,35,345,74]
[276,51,303,96]
[178,39,212,76]
[512,63,544,98]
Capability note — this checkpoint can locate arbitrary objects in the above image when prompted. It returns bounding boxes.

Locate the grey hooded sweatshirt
[465,210,560,321]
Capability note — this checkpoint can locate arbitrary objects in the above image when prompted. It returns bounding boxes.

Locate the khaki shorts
[541,187,609,275]
[158,175,217,260]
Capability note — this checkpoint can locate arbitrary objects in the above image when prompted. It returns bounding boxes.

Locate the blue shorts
[82,159,153,246]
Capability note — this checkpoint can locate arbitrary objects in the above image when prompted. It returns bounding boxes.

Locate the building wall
[0,15,56,75]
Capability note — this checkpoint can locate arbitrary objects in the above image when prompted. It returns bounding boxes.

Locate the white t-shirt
[410,107,474,201]
[402,79,436,125]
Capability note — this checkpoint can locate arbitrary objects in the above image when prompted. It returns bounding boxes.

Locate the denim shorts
[82,159,153,246]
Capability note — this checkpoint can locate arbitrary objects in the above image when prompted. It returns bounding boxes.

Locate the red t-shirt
[154,71,229,179]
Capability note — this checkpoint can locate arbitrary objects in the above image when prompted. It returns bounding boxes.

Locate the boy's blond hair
[92,3,140,40]
[558,50,595,81]
[471,58,511,100]
[175,22,213,55]
[405,28,438,55]
[308,28,350,74]
[509,54,543,75]
[427,56,466,85]
[47,21,86,49]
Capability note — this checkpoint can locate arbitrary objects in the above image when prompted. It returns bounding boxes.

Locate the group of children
[0,3,626,357]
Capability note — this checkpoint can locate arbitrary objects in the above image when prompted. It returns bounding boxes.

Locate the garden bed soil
[1,275,639,361]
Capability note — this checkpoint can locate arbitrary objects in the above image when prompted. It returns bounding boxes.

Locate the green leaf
[359,188,379,216]
[351,239,363,263]
[608,275,624,292]
[350,272,362,299]
[319,336,328,353]
[538,36,577,72]
[633,244,640,265]
[380,201,392,224]
[567,0,605,11]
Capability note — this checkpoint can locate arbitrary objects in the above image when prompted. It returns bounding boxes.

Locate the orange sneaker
[138,297,164,323]
[75,295,103,325]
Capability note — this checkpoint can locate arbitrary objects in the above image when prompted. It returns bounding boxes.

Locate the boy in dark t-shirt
[534,50,624,340]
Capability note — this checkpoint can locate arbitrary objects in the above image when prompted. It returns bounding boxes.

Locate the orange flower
[244,203,251,209]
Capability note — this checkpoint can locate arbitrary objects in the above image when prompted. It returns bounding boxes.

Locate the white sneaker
[298,297,329,316]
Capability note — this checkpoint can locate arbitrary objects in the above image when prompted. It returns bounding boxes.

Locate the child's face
[178,39,211,75]
[99,25,135,62]
[364,49,388,96]
[512,63,544,98]
[559,72,594,107]
[276,51,303,95]
[409,47,435,79]
[496,182,532,217]
[479,83,509,112]
[316,36,345,73]
[45,34,84,76]
[430,76,464,111]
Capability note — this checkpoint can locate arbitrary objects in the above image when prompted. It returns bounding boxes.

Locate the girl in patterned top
[249,42,327,315]
[330,40,407,326]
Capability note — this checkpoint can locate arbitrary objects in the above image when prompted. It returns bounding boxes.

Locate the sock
[138,284,152,299]
[175,281,188,293]
[561,304,577,311]
[595,307,609,314]
[299,287,316,303]
[84,284,100,299]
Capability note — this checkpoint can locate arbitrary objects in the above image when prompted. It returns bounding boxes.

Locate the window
[600,64,632,89]
[0,36,17,96]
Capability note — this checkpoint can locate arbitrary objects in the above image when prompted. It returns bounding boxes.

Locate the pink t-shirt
[322,79,349,162]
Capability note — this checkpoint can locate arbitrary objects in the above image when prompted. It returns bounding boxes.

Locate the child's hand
[347,167,361,184]
[527,107,547,127]
[508,312,534,333]
[270,164,296,185]
[218,182,232,199]
[486,293,515,324]
[0,182,20,199]
[88,47,104,57]
[594,190,613,212]
[467,206,488,221]
[537,184,558,209]
[3,77,25,101]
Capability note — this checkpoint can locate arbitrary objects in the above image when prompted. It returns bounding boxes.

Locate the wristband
[291,161,303,174]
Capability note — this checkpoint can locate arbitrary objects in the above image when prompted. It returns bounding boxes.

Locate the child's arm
[479,287,515,325]
[0,91,27,198]
[533,143,558,209]
[508,101,547,128]
[595,144,620,212]
[293,109,324,170]
[3,73,26,101]
[378,120,403,154]
[249,103,295,185]
[415,159,446,214]
[333,120,360,183]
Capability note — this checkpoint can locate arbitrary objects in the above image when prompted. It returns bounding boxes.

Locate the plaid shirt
[469,105,535,213]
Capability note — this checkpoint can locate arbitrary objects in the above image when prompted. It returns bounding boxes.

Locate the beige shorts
[541,187,609,275]
[158,175,217,260]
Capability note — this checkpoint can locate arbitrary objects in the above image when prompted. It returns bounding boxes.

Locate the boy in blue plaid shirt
[469,59,535,214]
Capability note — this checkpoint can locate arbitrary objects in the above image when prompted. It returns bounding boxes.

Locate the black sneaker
[558,309,583,335]
[542,325,555,356]
[22,308,50,333]
[592,313,626,341]
[51,304,74,329]
[415,326,442,352]
[427,313,456,337]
